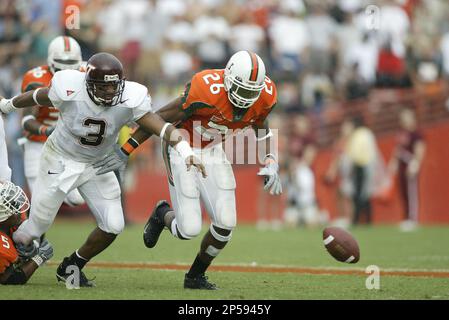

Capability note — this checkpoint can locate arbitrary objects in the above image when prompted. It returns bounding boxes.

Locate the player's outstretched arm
[93,96,203,176]
[117,96,187,154]
[137,112,207,178]
[0,88,53,114]
[253,120,282,195]
[0,239,54,285]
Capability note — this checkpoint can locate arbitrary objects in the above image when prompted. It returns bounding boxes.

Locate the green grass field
[3,220,449,300]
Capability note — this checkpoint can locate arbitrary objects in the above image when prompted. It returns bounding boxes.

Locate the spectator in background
[301,69,334,113]
[268,3,309,80]
[389,109,426,232]
[376,38,411,88]
[346,116,378,225]
[377,0,410,59]
[409,37,442,86]
[194,6,230,69]
[343,62,370,100]
[284,115,326,228]
[342,32,378,86]
[160,40,194,85]
[229,13,265,54]
[305,2,337,76]
[324,119,355,229]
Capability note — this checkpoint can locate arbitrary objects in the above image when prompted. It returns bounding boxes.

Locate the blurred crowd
[0,0,442,229]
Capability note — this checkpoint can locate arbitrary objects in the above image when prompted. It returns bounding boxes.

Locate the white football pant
[164,143,237,239]
[14,142,124,245]
[24,140,85,207]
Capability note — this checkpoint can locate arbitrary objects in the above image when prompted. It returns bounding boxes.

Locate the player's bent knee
[215,198,237,230]
[179,223,202,239]
[102,214,125,235]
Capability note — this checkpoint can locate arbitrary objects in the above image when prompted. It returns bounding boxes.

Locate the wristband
[31,255,44,267]
[264,153,277,164]
[121,137,139,156]
[0,97,17,114]
[174,140,194,160]
[256,128,273,141]
[160,123,171,140]
[21,115,36,129]
[32,88,41,105]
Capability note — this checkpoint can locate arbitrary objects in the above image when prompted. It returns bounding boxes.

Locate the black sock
[67,250,89,270]
[158,204,172,220]
[187,255,210,278]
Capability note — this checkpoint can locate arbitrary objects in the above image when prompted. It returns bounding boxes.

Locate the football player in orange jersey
[0,180,54,285]
[21,35,85,207]
[94,51,282,290]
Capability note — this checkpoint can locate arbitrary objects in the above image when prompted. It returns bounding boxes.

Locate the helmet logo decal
[86,65,96,75]
[104,74,119,82]
[247,51,259,82]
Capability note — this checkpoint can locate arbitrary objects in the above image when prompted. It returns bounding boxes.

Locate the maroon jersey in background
[394,129,424,221]
[395,129,424,169]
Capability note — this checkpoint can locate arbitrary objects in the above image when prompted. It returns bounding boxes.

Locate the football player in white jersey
[0,52,206,287]
[20,35,85,207]
[0,115,11,182]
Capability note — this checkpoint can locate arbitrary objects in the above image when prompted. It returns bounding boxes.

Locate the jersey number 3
[80,119,106,146]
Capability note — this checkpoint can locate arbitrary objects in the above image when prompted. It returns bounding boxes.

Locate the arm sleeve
[132,94,153,122]
[47,77,64,109]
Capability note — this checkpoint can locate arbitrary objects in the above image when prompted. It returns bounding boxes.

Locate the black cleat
[56,257,96,288]
[184,273,218,290]
[143,200,170,248]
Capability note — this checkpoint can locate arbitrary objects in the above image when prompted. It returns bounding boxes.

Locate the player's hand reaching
[258,158,282,195]
[186,155,207,178]
[16,242,38,260]
[0,96,17,114]
[31,239,54,267]
[94,144,129,175]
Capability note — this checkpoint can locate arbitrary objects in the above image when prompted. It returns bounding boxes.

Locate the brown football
[323,227,360,263]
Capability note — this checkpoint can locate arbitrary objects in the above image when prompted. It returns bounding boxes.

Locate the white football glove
[0,98,17,114]
[31,239,54,266]
[258,161,282,195]
[93,144,129,176]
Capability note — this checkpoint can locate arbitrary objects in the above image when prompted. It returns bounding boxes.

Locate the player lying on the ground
[20,35,86,207]
[0,52,206,287]
[0,180,54,285]
[94,50,281,290]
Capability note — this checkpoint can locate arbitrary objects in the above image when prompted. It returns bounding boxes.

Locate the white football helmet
[0,181,29,222]
[224,51,266,109]
[47,36,82,74]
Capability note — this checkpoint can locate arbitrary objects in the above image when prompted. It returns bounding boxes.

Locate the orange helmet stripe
[63,36,71,52]
[248,51,259,82]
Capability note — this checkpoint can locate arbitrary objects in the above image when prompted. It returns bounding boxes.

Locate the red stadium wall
[125,121,449,225]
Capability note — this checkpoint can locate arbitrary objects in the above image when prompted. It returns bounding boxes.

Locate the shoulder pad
[50,70,85,101]
[120,81,149,108]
